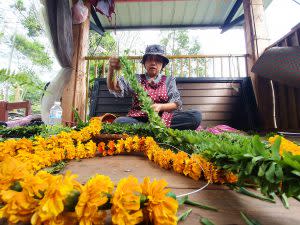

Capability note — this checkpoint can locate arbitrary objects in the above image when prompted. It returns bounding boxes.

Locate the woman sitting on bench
[107,44,201,130]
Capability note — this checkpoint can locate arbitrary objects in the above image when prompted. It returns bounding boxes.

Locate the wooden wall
[89,77,259,130]
[269,24,300,130]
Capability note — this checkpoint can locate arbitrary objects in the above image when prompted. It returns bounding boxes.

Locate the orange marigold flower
[172,151,188,174]
[141,177,178,225]
[98,142,106,154]
[76,174,114,225]
[111,176,143,225]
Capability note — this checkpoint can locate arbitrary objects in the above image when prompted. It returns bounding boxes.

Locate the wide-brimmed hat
[141,44,169,67]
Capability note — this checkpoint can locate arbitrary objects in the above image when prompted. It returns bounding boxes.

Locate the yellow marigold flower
[85,141,97,158]
[225,171,238,183]
[76,174,114,225]
[0,156,30,191]
[124,137,134,152]
[269,135,300,156]
[0,139,18,159]
[0,189,38,224]
[111,176,143,225]
[172,151,188,174]
[183,155,202,180]
[141,177,178,225]
[115,139,125,154]
[31,172,78,224]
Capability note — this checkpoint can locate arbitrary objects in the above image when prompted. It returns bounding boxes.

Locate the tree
[160,30,205,77]
[0,0,52,113]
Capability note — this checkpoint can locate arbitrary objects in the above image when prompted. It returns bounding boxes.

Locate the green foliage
[22,6,43,37]
[0,125,45,139]
[89,31,117,56]
[14,34,52,68]
[13,0,26,12]
[160,30,204,77]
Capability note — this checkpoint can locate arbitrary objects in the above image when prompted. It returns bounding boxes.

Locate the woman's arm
[107,57,121,92]
[152,102,178,112]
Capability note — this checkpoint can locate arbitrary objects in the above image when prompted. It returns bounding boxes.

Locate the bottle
[49,101,63,125]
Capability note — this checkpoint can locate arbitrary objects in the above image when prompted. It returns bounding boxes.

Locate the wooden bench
[89,77,259,130]
[0,101,32,122]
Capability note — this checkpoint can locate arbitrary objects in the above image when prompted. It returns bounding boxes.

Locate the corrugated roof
[91,0,273,30]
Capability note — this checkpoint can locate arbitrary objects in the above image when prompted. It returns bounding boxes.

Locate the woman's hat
[141,44,169,67]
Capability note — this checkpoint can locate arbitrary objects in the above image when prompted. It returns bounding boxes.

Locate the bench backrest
[89,77,259,130]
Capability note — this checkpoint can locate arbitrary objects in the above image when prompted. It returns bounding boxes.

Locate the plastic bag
[72,0,88,24]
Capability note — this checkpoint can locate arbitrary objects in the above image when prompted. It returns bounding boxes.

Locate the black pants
[114,109,202,130]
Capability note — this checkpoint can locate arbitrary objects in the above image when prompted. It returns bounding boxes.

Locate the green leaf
[200,218,216,225]
[235,187,275,203]
[185,198,218,211]
[265,162,276,183]
[240,212,262,225]
[291,170,300,177]
[280,193,289,209]
[166,192,177,200]
[282,151,300,171]
[271,136,281,161]
[177,208,192,222]
[258,162,269,177]
[177,196,188,205]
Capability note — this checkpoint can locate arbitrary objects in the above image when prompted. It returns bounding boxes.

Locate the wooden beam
[243,0,273,129]
[62,1,90,125]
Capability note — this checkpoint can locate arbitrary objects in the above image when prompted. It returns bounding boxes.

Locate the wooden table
[62,155,300,225]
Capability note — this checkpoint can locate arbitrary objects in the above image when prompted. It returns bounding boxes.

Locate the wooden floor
[62,155,300,225]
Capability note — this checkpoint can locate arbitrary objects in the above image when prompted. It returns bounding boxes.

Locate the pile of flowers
[269,135,300,156]
[0,157,178,225]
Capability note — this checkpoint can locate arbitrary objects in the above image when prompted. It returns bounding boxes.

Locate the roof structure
[90,0,273,34]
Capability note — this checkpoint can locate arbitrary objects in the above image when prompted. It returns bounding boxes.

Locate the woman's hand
[151,103,164,112]
[152,102,178,113]
[109,56,121,71]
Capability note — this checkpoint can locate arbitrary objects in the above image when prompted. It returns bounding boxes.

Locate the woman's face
[144,55,164,77]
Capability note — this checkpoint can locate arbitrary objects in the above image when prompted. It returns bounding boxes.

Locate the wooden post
[243,0,274,129]
[61,1,90,125]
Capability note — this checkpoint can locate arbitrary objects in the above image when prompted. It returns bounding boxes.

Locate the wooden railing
[0,100,32,122]
[85,54,247,79]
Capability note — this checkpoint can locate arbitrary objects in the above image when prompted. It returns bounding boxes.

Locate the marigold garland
[97,136,237,184]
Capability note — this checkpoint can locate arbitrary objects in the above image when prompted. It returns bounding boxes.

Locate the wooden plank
[287,87,299,129]
[202,112,233,120]
[96,97,133,105]
[277,84,289,129]
[201,120,230,127]
[0,101,8,121]
[296,88,300,128]
[61,156,300,225]
[272,82,281,128]
[96,104,131,113]
[176,189,300,225]
[183,104,237,112]
[181,97,238,105]
[179,89,240,97]
[177,83,240,90]
[98,82,241,91]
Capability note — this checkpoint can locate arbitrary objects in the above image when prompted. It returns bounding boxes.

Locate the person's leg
[113,116,143,124]
[170,109,202,130]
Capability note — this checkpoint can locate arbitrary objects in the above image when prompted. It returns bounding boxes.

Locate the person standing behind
[107,44,201,130]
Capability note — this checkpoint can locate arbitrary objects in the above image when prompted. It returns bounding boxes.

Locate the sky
[0,0,300,82]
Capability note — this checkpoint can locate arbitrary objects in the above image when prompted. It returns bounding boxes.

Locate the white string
[157,142,211,198]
